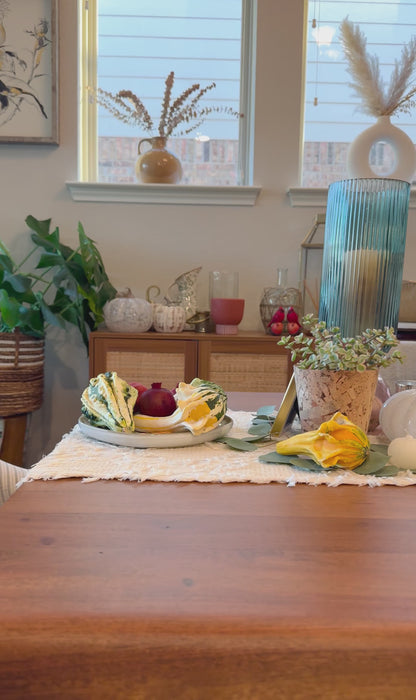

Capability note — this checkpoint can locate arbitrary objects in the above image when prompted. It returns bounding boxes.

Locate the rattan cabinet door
[89,332,198,388]
[197,334,291,392]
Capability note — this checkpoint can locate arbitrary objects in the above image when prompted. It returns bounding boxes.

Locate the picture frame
[271,374,298,437]
[0,0,58,144]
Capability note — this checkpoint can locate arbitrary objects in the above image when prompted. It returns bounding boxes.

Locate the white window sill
[66,182,261,206]
[288,186,416,208]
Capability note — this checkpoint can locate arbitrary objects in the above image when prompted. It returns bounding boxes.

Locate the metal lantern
[299,213,325,316]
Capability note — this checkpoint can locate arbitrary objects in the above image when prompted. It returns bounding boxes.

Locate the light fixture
[312,25,335,47]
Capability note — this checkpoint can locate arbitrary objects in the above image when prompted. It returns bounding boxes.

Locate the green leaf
[248,423,271,437]
[37,297,66,329]
[0,290,22,328]
[36,252,63,269]
[369,444,388,454]
[251,416,272,425]
[0,252,14,272]
[353,451,390,474]
[287,456,326,471]
[256,405,276,416]
[373,464,400,477]
[25,215,53,238]
[259,451,287,463]
[2,271,33,295]
[217,437,259,451]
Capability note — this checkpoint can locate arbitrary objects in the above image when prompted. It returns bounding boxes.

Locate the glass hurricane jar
[260,268,302,334]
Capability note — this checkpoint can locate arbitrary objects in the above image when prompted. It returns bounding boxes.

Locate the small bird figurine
[268,306,284,327]
[286,307,299,323]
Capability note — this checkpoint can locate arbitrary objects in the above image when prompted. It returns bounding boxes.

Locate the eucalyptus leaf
[259,451,324,471]
[287,456,325,471]
[256,405,276,416]
[218,437,259,451]
[373,464,400,477]
[259,451,288,463]
[248,423,271,437]
[353,451,390,474]
[369,444,389,454]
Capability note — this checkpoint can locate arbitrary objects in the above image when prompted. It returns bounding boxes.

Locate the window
[303,0,416,187]
[79,0,255,186]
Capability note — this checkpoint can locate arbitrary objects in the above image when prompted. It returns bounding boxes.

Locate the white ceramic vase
[347,116,416,182]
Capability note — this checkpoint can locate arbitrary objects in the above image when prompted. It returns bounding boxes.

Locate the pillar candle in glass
[319,178,410,337]
[209,271,245,334]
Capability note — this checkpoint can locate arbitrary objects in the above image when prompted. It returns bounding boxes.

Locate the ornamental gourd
[134,378,227,435]
[103,297,153,332]
[379,389,416,441]
[152,303,186,333]
[81,372,137,432]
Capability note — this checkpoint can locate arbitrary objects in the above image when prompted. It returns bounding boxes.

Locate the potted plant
[277,315,402,432]
[0,214,117,418]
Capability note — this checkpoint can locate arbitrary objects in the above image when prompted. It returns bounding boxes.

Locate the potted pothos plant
[277,315,402,432]
[0,215,117,418]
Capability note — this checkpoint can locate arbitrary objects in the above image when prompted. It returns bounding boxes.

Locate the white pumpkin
[379,389,416,441]
[153,304,186,333]
[103,297,153,332]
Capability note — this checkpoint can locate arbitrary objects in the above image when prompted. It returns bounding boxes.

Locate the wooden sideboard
[89,330,292,392]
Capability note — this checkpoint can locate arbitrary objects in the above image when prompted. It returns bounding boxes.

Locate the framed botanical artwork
[0,0,58,144]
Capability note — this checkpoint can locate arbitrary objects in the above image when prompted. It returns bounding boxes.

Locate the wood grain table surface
[1,478,416,699]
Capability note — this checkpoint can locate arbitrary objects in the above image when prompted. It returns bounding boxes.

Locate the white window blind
[80,0,254,186]
[303,0,416,186]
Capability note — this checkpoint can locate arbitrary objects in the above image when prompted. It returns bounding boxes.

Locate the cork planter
[293,366,378,432]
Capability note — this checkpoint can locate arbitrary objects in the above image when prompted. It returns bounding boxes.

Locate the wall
[1,0,415,466]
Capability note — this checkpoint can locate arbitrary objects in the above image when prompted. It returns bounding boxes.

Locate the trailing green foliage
[277,314,402,371]
[0,215,117,350]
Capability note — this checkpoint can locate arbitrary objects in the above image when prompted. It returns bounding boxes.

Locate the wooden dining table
[1,475,416,699]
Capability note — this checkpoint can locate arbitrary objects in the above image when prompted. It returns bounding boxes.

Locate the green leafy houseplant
[0,215,117,351]
[277,315,402,371]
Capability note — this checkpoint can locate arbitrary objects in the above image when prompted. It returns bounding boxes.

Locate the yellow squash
[275,412,370,469]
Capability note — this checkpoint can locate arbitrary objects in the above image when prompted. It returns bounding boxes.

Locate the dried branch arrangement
[89,71,238,137]
[339,17,416,117]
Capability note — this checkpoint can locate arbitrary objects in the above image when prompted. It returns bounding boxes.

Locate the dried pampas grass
[340,17,416,117]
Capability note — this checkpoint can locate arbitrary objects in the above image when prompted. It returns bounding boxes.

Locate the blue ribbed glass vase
[319,178,410,337]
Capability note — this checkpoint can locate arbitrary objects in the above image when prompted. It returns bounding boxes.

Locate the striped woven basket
[0,331,44,417]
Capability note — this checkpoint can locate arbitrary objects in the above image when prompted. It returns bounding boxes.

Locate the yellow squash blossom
[275,412,370,469]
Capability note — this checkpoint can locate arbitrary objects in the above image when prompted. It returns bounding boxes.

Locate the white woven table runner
[23,410,416,488]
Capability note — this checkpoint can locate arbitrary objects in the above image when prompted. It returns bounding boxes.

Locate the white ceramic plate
[78,414,233,449]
